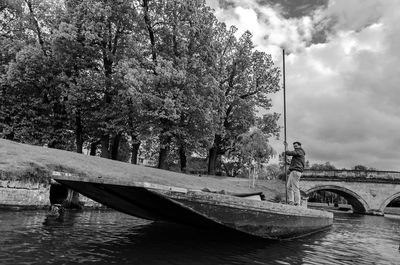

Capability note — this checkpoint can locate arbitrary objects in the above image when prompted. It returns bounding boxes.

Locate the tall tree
[207,28,280,175]
[131,0,219,169]
[0,0,26,140]
[1,0,74,149]
[53,0,139,157]
[1,0,282,175]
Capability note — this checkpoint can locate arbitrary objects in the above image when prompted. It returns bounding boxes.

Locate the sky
[206,0,400,171]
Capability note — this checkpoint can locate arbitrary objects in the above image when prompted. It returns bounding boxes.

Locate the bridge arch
[379,191,400,213]
[305,185,369,214]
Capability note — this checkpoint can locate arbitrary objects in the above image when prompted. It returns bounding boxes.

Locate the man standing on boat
[284,141,306,206]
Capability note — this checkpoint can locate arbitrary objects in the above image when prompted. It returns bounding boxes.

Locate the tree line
[0,0,281,175]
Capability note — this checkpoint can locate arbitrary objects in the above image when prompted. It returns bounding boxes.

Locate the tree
[1,0,282,176]
[310,162,337,170]
[207,28,280,174]
[3,0,75,149]
[127,0,219,169]
[236,128,275,165]
[353,165,376,171]
[261,163,281,179]
[238,128,275,186]
[0,0,48,141]
[223,128,275,179]
[4,45,73,148]
[353,165,368,171]
[51,0,140,157]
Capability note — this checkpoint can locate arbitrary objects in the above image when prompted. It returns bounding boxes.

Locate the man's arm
[285,150,302,157]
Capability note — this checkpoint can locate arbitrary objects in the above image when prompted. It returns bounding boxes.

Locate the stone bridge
[300,170,400,216]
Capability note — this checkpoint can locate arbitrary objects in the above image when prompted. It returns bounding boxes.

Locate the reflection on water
[0,209,399,265]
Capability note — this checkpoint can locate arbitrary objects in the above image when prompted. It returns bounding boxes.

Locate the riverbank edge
[3,178,400,215]
[0,178,103,210]
[0,139,283,210]
[308,202,400,216]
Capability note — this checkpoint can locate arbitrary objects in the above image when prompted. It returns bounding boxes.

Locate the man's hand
[284,141,288,149]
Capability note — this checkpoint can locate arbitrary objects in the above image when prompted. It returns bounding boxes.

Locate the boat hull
[53,172,333,240]
[157,190,333,239]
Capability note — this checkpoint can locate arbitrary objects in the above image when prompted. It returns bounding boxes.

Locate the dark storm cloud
[255,0,327,18]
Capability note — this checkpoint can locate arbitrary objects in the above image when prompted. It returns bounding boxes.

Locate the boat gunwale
[154,189,333,219]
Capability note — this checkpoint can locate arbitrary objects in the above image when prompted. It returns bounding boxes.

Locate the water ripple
[0,210,399,264]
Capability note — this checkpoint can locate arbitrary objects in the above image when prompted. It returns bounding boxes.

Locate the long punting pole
[283,49,288,203]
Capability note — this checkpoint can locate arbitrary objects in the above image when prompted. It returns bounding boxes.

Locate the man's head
[293,141,302,148]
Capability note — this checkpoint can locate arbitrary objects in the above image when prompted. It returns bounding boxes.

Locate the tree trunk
[110,132,122,160]
[100,134,110,158]
[179,145,187,172]
[158,133,171,170]
[131,134,141,164]
[143,0,157,63]
[207,134,222,175]
[75,110,83,154]
[100,28,113,159]
[26,0,46,54]
[5,131,14,140]
[90,140,99,156]
[62,190,82,209]
[208,147,218,175]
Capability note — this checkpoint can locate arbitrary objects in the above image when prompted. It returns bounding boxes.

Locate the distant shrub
[273,194,285,202]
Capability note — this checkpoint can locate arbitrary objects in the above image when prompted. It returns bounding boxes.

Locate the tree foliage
[353,164,376,171]
[225,128,276,179]
[310,162,337,171]
[235,128,275,165]
[1,0,281,175]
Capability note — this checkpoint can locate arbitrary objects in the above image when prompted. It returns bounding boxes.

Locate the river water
[0,209,399,265]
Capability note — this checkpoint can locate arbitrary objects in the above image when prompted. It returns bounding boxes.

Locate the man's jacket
[286,148,306,173]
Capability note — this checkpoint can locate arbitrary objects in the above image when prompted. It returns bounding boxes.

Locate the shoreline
[308,202,400,216]
[1,139,399,216]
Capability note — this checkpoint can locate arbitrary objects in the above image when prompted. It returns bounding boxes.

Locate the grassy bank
[0,139,285,201]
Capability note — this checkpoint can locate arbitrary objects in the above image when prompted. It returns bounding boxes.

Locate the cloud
[207,0,400,170]
[208,0,322,56]
[275,19,400,170]
[316,0,383,32]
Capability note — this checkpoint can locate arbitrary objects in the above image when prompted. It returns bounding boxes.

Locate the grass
[0,139,285,200]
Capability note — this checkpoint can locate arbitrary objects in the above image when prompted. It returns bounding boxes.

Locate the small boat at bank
[52,171,333,240]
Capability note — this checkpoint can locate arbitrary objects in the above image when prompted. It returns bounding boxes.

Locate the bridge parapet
[302,169,400,184]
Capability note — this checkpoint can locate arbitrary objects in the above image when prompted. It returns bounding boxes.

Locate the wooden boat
[52,171,333,240]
